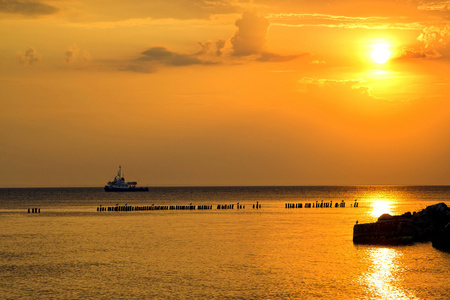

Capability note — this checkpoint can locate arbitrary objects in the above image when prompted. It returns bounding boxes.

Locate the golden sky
[1,0,449,187]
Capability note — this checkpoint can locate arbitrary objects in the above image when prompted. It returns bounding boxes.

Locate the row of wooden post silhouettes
[26,201,357,213]
[97,202,261,212]
[286,199,359,209]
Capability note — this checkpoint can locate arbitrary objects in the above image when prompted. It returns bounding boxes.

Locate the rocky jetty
[353,202,450,252]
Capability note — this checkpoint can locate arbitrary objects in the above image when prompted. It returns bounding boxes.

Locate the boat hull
[104,186,149,192]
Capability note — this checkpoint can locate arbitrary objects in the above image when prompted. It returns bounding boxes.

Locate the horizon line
[1,184,449,189]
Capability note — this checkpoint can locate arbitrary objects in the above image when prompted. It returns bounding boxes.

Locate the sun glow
[371,43,391,64]
[371,200,392,218]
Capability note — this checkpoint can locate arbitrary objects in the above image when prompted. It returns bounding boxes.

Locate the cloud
[16,46,42,65]
[215,39,226,56]
[417,24,450,48]
[401,23,450,58]
[267,13,424,31]
[139,46,216,66]
[124,11,304,73]
[257,52,308,62]
[68,0,238,22]
[231,11,270,56]
[196,41,213,55]
[124,45,219,73]
[0,0,58,16]
[229,11,302,62]
[298,77,382,100]
[417,0,450,12]
[120,63,158,74]
[65,44,91,65]
[397,48,441,59]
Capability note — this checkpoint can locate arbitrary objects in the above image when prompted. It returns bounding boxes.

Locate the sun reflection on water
[362,247,418,299]
[371,200,392,219]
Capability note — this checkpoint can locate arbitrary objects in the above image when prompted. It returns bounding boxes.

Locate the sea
[0,186,449,299]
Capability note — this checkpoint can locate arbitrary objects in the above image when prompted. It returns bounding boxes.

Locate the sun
[371,43,391,64]
[371,200,392,218]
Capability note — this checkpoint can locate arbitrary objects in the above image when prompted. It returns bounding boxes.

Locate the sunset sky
[1,0,449,187]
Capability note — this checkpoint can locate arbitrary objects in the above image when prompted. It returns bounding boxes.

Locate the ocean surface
[0,186,449,299]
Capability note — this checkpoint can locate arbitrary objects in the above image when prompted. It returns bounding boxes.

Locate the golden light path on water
[362,248,419,299]
[360,188,420,299]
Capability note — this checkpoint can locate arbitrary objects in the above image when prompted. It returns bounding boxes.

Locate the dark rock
[432,222,450,253]
[353,203,450,252]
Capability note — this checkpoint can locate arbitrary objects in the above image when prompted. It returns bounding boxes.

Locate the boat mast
[117,165,122,180]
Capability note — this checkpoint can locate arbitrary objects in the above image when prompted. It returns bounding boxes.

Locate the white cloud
[231,11,269,56]
[65,44,91,65]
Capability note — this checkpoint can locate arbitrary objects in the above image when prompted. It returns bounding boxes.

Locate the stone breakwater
[353,202,450,252]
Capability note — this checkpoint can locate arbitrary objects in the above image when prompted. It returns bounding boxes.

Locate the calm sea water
[0,186,449,299]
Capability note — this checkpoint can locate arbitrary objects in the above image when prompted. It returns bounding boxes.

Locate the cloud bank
[124,11,303,73]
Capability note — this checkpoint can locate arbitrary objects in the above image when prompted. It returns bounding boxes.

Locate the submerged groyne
[353,202,450,252]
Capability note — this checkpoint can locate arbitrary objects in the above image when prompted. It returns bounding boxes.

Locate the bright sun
[371,43,391,64]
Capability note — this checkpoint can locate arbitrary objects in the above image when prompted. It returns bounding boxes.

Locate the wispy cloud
[298,77,386,101]
[267,13,424,31]
[257,52,309,62]
[417,0,450,11]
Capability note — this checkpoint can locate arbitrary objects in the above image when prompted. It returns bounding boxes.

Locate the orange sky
[1,0,449,187]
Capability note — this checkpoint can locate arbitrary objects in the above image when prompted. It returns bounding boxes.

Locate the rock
[432,222,450,253]
[353,203,450,251]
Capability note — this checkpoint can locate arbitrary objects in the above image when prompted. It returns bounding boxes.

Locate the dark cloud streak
[139,46,216,66]
[124,46,218,73]
[0,0,59,16]
[257,52,308,62]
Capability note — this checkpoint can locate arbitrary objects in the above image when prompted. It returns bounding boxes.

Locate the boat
[104,166,149,192]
